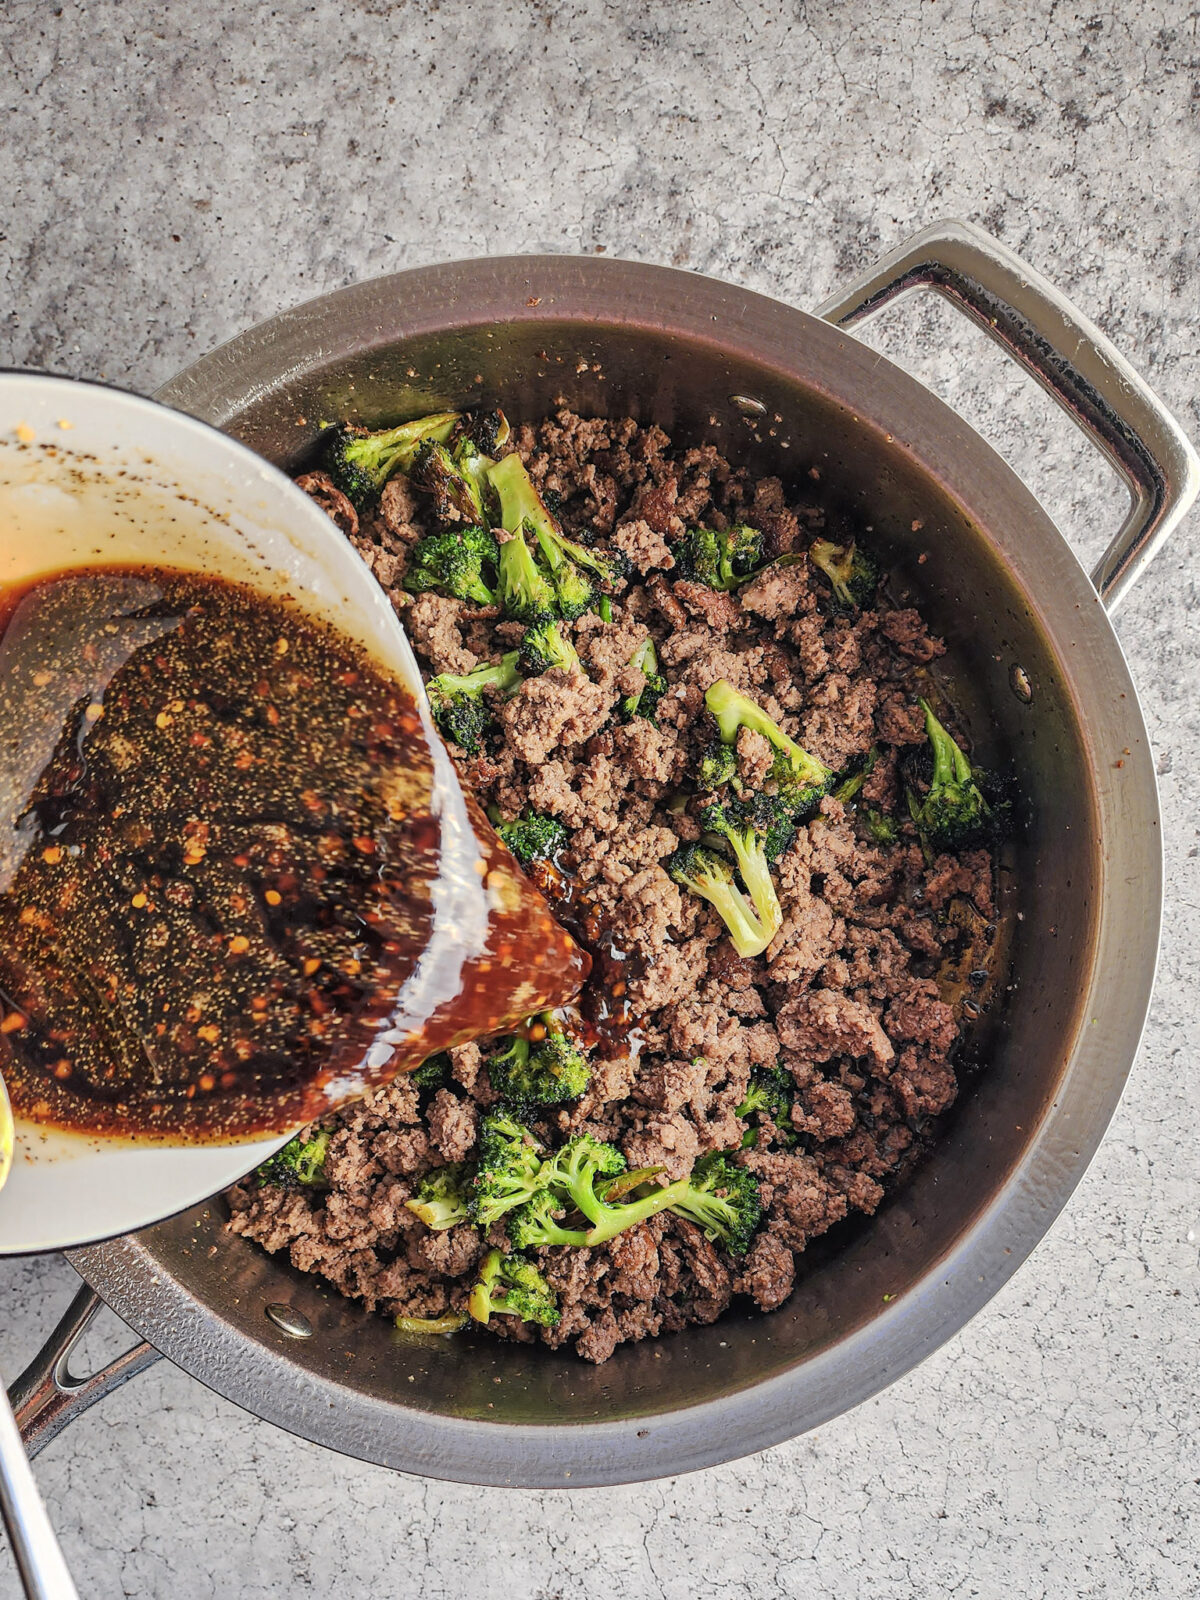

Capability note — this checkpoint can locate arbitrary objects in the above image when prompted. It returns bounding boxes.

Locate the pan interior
[86,298,1104,1436]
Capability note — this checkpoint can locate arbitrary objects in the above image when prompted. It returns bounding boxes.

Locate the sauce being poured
[0,565,585,1141]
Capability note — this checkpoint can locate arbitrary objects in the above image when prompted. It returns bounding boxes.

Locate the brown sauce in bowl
[0,565,585,1141]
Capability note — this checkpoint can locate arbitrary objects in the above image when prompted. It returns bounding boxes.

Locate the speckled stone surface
[2,3,1199,1595]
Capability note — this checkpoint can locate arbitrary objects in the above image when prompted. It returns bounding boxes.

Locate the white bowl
[0,373,473,1253]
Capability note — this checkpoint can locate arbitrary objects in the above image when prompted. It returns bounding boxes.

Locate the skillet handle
[7,1282,161,1460]
[815,218,1200,613]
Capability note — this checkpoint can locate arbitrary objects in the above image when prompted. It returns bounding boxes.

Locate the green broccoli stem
[582,1177,693,1245]
[489,451,559,550]
[497,525,556,622]
[718,825,781,943]
[705,679,829,788]
[920,698,973,790]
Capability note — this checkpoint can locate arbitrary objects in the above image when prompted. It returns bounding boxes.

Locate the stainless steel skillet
[10,220,1196,1487]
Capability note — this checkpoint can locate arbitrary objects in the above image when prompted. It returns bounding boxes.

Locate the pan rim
[70,254,1161,1485]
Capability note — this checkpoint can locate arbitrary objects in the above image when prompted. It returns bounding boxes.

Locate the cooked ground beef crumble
[228,410,998,1365]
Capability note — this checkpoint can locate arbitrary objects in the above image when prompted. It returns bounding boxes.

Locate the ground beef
[232,407,1001,1364]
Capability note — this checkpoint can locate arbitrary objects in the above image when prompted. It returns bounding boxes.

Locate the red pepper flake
[0,1012,25,1034]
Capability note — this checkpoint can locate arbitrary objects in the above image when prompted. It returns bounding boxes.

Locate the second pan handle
[816,218,1200,612]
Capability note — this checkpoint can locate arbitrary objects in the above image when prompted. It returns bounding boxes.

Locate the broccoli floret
[507,1187,591,1250]
[721,791,796,862]
[705,679,834,816]
[518,619,582,676]
[535,1140,763,1253]
[404,525,499,606]
[620,636,667,722]
[906,699,998,850]
[547,561,595,623]
[862,808,898,845]
[495,814,569,866]
[736,1065,796,1149]
[666,843,777,959]
[667,1153,763,1256]
[467,1249,560,1328]
[255,1126,332,1188]
[319,411,461,510]
[697,740,738,791]
[489,452,627,598]
[463,408,511,456]
[469,1108,547,1227]
[675,524,766,591]
[486,1014,591,1107]
[412,1052,451,1090]
[405,1163,472,1230]
[410,440,487,525]
[487,1018,591,1107]
[832,748,878,807]
[699,801,783,954]
[496,524,558,624]
[808,537,879,611]
[528,1012,591,1101]
[542,1133,670,1247]
[425,652,522,755]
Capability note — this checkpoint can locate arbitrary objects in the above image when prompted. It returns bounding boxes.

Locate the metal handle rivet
[1009,664,1033,704]
[265,1303,313,1339]
[730,394,767,417]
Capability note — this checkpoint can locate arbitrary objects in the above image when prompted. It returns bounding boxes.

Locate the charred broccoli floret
[410,440,488,525]
[667,1153,763,1255]
[463,408,511,456]
[906,699,999,849]
[862,808,898,845]
[620,636,667,722]
[495,813,569,866]
[468,1108,547,1227]
[736,1065,797,1149]
[467,1249,560,1328]
[319,411,461,510]
[486,1014,591,1107]
[518,619,582,676]
[666,843,777,959]
[675,524,766,591]
[697,740,738,791]
[705,679,834,817]
[489,452,626,603]
[412,1052,451,1091]
[496,524,558,624]
[698,801,783,954]
[425,652,522,755]
[405,1163,472,1230]
[808,536,880,611]
[255,1126,332,1188]
[404,525,499,606]
[831,748,878,807]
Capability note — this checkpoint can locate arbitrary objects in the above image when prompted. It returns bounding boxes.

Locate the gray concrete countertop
[1,3,1197,1595]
